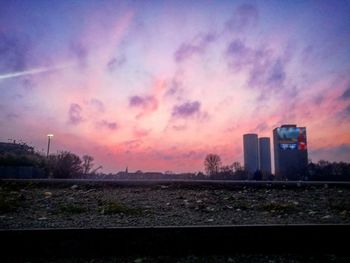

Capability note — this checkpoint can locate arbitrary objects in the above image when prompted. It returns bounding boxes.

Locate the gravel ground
[1,182,349,229]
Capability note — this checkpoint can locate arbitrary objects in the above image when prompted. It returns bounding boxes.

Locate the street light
[47,134,54,157]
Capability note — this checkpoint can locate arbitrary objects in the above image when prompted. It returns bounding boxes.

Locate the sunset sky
[0,0,349,173]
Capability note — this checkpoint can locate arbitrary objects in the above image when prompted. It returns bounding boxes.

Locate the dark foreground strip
[0,224,349,257]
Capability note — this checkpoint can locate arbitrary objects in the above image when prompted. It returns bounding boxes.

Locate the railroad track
[0,224,349,258]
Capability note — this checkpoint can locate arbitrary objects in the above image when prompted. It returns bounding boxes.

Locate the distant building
[259,137,271,175]
[0,141,34,154]
[0,141,45,179]
[273,124,308,180]
[243,134,259,176]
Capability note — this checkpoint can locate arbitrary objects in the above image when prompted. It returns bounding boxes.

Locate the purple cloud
[153,150,175,161]
[129,95,158,118]
[226,4,258,32]
[172,101,201,118]
[265,59,286,88]
[226,39,288,92]
[99,120,118,130]
[181,150,206,160]
[68,103,83,125]
[227,39,248,54]
[129,95,157,109]
[172,125,187,131]
[226,39,255,70]
[174,33,216,62]
[90,98,105,112]
[341,87,350,100]
[165,78,183,97]
[339,104,350,120]
[107,55,126,71]
[133,128,150,138]
[129,96,144,107]
[255,122,269,132]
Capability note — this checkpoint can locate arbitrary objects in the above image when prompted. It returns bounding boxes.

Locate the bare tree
[232,161,248,180]
[82,155,94,175]
[204,154,221,176]
[91,165,103,175]
[232,161,243,172]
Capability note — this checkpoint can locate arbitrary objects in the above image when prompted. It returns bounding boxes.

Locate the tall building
[243,134,259,176]
[259,137,271,175]
[273,124,308,180]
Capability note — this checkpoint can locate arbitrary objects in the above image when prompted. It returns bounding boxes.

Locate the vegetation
[47,151,83,178]
[1,141,350,181]
[1,141,99,179]
[0,152,46,168]
[45,152,99,179]
[82,155,94,175]
[307,160,350,181]
[203,157,249,180]
[203,154,350,181]
[204,154,222,176]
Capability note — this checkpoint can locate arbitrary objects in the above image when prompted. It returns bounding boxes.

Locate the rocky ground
[1,181,349,229]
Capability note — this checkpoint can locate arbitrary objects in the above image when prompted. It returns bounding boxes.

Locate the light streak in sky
[0,64,74,81]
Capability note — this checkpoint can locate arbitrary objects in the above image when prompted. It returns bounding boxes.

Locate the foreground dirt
[1,182,349,229]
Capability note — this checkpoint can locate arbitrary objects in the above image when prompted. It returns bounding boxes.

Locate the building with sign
[273,124,308,180]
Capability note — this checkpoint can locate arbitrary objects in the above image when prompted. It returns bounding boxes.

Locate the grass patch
[58,204,87,214]
[100,201,142,215]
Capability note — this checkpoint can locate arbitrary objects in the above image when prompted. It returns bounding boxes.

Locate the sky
[0,0,349,173]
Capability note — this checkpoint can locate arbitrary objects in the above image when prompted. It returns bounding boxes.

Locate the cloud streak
[0,64,74,80]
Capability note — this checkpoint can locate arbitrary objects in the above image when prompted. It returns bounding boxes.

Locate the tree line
[204,153,350,181]
[1,148,349,180]
[0,151,99,178]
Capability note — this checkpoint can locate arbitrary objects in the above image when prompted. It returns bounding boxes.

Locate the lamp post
[47,134,54,157]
